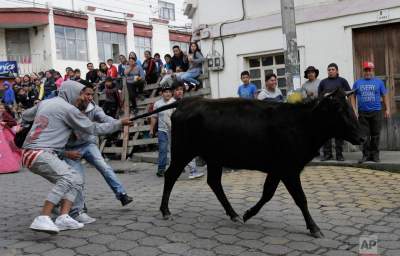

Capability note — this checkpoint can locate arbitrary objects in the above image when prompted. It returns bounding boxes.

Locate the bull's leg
[207,164,241,223]
[160,158,192,220]
[281,175,324,238]
[243,174,280,222]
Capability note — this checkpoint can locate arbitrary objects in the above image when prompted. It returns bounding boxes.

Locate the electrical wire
[217,0,246,61]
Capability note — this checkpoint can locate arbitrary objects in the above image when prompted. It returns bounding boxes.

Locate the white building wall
[151,21,171,57]
[0,29,6,57]
[29,25,52,72]
[190,0,400,98]
[86,15,99,66]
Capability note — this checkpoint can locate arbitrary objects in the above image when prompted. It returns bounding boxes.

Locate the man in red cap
[351,61,390,163]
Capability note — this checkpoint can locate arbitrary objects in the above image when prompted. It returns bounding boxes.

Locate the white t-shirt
[153,97,176,133]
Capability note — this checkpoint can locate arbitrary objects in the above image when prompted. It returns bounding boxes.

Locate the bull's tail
[130,100,180,120]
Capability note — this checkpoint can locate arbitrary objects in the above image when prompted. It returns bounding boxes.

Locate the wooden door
[353,23,400,150]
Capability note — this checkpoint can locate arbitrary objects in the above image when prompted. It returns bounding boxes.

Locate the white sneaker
[74,213,96,224]
[55,214,84,231]
[30,215,59,234]
[189,172,205,179]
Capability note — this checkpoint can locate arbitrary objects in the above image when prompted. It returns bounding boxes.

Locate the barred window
[170,41,189,54]
[135,36,152,60]
[97,31,126,62]
[246,53,286,95]
[159,1,175,21]
[55,25,87,61]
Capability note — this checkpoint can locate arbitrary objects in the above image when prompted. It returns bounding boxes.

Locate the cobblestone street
[1,164,400,256]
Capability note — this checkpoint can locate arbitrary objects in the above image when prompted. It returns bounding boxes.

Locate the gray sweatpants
[29,151,83,205]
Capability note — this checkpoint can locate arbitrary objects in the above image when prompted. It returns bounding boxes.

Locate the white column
[151,20,171,56]
[0,29,6,58]
[86,14,99,66]
[126,20,135,54]
[47,8,57,69]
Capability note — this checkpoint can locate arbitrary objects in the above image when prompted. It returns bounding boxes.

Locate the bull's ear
[345,89,356,96]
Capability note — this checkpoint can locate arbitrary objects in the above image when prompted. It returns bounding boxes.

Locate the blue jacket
[2,81,15,105]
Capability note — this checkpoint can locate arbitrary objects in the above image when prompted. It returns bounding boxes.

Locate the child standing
[237,71,257,99]
[172,82,204,179]
[103,77,122,118]
[150,85,175,177]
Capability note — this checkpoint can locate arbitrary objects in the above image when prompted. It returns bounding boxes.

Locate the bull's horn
[323,87,340,98]
[345,90,356,96]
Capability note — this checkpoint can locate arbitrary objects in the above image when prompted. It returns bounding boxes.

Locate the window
[159,1,175,21]
[170,41,189,54]
[246,53,287,95]
[135,36,152,60]
[55,25,87,61]
[97,31,126,62]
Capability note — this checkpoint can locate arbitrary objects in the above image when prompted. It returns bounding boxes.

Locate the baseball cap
[362,61,375,70]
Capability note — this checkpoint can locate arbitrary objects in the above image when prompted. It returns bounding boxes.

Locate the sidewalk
[309,151,400,173]
[129,151,400,173]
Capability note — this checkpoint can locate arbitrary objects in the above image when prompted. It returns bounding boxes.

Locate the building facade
[184,0,400,149]
[0,0,192,75]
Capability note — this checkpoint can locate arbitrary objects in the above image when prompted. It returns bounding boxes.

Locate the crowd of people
[0,42,204,119]
[237,61,390,163]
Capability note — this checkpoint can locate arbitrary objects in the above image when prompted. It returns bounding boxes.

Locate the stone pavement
[1,164,400,256]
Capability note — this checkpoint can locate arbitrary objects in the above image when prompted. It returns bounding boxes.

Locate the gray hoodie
[22,80,122,151]
[66,101,117,148]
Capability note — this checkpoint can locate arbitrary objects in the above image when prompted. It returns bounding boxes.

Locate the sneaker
[74,213,96,224]
[55,214,84,231]
[120,194,133,206]
[30,216,59,234]
[371,154,380,162]
[189,172,204,179]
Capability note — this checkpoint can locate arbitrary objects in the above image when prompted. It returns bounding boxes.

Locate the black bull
[132,89,362,238]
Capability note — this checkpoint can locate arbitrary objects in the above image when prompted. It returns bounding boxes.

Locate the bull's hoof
[310,230,324,238]
[160,207,171,220]
[163,214,172,220]
[231,215,244,224]
[243,210,253,223]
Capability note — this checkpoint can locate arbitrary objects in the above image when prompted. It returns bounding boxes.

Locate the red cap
[362,61,375,70]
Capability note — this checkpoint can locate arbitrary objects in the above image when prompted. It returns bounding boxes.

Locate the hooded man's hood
[3,81,11,90]
[58,80,85,104]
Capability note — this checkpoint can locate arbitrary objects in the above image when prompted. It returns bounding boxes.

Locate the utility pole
[280,0,300,93]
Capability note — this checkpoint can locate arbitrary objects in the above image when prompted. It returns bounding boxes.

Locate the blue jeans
[65,143,127,217]
[180,68,202,85]
[158,131,169,172]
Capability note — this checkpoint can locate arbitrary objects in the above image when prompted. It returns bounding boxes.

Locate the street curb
[130,153,400,174]
[308,161,400,173]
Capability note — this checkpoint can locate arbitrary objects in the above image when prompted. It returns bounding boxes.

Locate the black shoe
[336,154,345,161]
[156,170,164,177]
[119,194,133,206]
[358,155,369,164]
[321,155,333,161]
[371,155,380,162]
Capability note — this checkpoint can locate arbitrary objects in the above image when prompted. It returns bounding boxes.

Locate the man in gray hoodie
[64,86,132,224]
[22,80,132,234]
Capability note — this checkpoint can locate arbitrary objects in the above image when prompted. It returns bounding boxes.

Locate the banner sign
[0,61,18,78]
